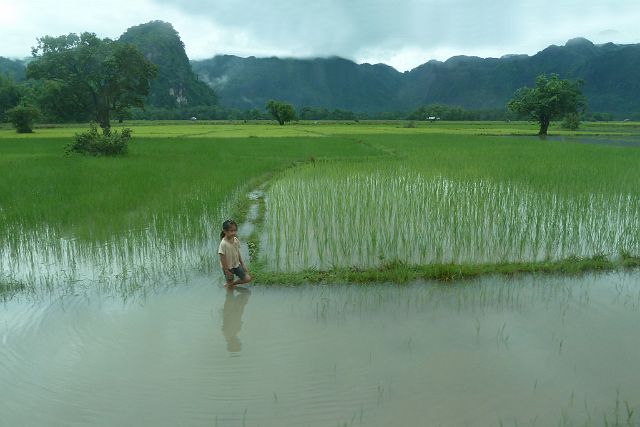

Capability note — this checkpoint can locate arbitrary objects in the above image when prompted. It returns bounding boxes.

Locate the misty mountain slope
[0,57,26,81]
[192,38,640,115]
[191,55,404,111]
[119,21,217,108]
[2,23,639,116]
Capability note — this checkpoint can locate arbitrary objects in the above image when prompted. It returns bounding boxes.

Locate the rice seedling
[261,164,640,272]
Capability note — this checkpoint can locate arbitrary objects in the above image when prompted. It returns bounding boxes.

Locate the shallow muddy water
[2,271,640,426]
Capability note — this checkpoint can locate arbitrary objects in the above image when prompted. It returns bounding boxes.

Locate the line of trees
[121,104,515,122]
[103,87,603,125]
[2,49,633,135]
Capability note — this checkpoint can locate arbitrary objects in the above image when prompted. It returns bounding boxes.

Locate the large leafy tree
[27,33,157,133]
[27,78,88,123]
[507,74,586,135]
[265,100,296,125]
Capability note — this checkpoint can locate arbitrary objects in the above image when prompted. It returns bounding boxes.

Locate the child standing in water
[218,220,252,287]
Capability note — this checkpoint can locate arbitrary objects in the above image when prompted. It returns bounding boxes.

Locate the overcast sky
[1,0,639,71]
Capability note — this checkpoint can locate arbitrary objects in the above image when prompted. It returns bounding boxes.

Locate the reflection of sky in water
[537,135,640,147]
[1,272,640,426]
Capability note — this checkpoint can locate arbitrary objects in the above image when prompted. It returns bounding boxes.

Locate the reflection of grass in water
[506,388,639,427]
[283,271,640,318]
[0,273,28,301]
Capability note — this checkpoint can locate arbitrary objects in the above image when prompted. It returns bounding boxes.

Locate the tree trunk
[97,110,111,136]
[538,117,550,136]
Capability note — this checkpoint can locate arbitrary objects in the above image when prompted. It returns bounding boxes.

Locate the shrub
[66,123,132,156]
[6,104,40,133]
[561,113,581,130]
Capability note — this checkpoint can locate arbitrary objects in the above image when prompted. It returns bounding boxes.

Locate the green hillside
[119,21,217,109]
[0,57,26,81]
[191,55,403,112]
[192,38,640,116]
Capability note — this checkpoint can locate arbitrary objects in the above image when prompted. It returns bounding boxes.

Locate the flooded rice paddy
[262,167,640,272]
[2,271,640,426]
[3,125,640,426]
[545,135,640,148]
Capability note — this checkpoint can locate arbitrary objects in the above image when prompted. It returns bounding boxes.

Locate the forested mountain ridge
[119,21,217,108]
[2,23,639,116]
[192,37,640,116]
[0,57,25,81]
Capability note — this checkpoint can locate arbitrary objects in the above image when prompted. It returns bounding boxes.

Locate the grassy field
[0,122,385,239]
[1,120,639,297]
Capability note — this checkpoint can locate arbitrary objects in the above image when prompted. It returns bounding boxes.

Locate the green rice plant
[0,124,383,296]
[261,164,640,272]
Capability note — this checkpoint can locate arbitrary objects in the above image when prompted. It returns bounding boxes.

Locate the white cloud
[1,0,155,57]
[1,0,640,70]
[0,1,19,25]
[356,46,510,72]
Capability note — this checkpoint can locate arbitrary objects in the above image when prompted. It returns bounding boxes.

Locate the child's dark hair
[220,219,238,239]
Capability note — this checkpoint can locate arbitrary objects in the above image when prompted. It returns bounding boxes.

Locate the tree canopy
[507,74,586,135]
[27,32,157,133]
[0,74,23,122]
[266,100,296,125]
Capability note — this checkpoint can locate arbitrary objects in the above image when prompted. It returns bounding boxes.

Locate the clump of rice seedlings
[0,272,29,301]
[261,164,640,272]
[0,203,233,298]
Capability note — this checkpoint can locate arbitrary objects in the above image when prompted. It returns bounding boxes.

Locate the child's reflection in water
[222,286,251,353]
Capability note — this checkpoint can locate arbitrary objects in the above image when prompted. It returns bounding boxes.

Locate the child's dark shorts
[225,266,246,282]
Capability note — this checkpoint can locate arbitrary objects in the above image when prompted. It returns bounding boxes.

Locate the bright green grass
[2,119,639,139]
[362,132,640,194]
[0,126,382,240]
